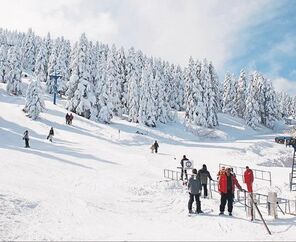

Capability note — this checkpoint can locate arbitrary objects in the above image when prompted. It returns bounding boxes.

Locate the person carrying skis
[218,167,242,216]
[47,127,54,142]
[243,166,254,193]
[23,130,30,148]
[180,155,189,181]
[188,168,203,214]
[153,140,159,153]
[198,164,213,198]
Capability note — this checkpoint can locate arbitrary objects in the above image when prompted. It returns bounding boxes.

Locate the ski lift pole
[49,73,62,105]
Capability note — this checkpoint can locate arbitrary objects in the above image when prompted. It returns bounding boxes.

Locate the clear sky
[1,0,295,95]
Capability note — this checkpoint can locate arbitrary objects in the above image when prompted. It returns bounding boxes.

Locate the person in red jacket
[243,166,254,193]
[218,167,242,216]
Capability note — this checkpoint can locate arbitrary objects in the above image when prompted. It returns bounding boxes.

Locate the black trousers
[155,147,158,153]
[220,192,234,213]
[202,184,208,197]
[25,139,30,148]
[181,169,188,180]
[188,193,201,212]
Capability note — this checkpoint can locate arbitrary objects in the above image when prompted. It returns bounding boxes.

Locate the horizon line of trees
[0,28,295,130]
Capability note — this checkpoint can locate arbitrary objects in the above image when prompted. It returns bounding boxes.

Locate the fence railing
[219,163,272,185]
[163,168,295,216]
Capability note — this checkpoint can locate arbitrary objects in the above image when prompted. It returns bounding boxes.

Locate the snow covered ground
[0,83,296,241]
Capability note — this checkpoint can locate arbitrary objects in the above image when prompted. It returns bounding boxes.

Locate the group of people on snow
[23,127,55,147]
[65,113,74,125]
[181,155,254,215]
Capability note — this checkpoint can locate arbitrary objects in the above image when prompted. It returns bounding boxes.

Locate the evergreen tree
[235,69,247,118]
[34,39,47,82]
[0,44,8,82]
[66,34,95,118]
[245,72,261,128]
[222,72,236,116]
[21,28,36,72]
[6,46,22,95]
[24,80,45,120]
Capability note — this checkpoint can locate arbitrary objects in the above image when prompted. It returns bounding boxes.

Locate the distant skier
[188,168,203,214]
[198,164,213,198]
[153,140,159,153]
[47,127,54,142]
[218,167,242,216]
[23,130,30,148]
[69,113,74,125]
[243,166,254,193]
[65,113,70,125]
[180,155,189,181]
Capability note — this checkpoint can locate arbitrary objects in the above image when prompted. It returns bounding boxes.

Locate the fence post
[268,192,278,219]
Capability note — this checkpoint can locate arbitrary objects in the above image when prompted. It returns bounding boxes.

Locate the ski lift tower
[49,73,62,105]
[275,136,296,191]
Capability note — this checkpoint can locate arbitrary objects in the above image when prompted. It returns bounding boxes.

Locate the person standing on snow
[188,168,203,214]
[47,127,54,142]
[218,167,242,216]
[23,130,30,148]
[69,113,74,125]
[153,140,159,153]
[198,164,213,198]
[243,166,254,193]
[65,113,70,125]
[180,155,189,181]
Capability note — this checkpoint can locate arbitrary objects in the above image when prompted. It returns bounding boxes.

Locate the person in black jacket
[180,155,189,181]
[197,164,213,198]
[153,140,159,153]
[47,127,54,142]
[23,130,30,148]
[187,168,203,214]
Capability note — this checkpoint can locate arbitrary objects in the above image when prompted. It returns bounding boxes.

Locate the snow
[0,83,296,241]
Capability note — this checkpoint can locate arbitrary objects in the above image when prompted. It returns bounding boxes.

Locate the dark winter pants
[188,193,201,212]
[220,192,234,213]
[25,138,30,148]
[155,147,158,153]
[181,169,188,180]
[202,184,208,198]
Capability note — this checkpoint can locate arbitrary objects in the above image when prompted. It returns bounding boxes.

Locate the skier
[65,113,70,125]
[180,155,189,181]
[188,168,203,214]
[69,113,74,125]
[47,127,54,142]
[218,167,242,216]
[198,164,213,198]
[23,130,30,148]
[153,140,159,153]
[243,166,254,193]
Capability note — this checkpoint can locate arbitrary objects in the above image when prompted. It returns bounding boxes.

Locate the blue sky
[225,0,296,94]
[0,0,295,95]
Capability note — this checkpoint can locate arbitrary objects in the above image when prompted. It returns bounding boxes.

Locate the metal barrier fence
[236,190,296,215]
[163,169,182,181]
[219,163,272,185]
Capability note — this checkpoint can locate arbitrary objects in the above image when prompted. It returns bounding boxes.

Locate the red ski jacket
[218,173,241,194]
[244,169,254,184]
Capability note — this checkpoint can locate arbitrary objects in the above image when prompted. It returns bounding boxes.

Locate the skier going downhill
[47,127,54,142]
[23,130,30,148]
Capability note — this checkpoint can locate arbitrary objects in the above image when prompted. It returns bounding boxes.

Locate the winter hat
[202,164,207,169]
[192,168,197,174]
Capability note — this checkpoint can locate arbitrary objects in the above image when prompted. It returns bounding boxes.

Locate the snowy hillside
[0,83,295,241]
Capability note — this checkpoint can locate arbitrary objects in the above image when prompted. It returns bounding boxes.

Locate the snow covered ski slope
[0,84,295,241]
